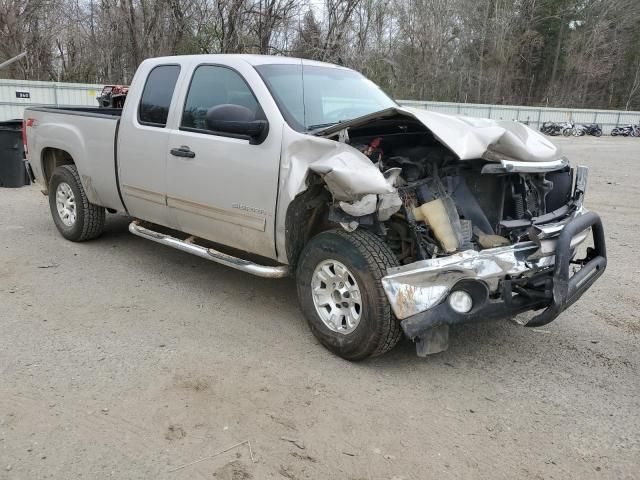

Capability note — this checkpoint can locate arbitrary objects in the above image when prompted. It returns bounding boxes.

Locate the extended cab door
[165,62,282,259]
[118,64,182,227]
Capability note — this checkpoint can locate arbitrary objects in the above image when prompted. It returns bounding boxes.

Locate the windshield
[255,63,397,132]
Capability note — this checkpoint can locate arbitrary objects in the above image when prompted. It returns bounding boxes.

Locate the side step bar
[129,221,289,279]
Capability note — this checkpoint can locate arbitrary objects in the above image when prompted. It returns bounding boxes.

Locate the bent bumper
[382,211,606,339]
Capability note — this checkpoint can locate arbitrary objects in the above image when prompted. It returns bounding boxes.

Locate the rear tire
[48,164,105,242]
[296,229,402,361]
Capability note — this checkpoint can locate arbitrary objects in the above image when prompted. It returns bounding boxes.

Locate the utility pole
[0,52,27,70]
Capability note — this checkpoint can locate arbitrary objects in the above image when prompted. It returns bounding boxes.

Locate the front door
[166,64,281,259]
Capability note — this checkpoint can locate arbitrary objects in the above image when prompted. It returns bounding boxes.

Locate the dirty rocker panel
[121,184,166,205]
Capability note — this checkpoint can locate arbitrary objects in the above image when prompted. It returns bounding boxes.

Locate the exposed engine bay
[319,117,576,265]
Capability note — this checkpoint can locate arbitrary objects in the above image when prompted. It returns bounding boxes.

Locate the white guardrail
[1,79,638,135]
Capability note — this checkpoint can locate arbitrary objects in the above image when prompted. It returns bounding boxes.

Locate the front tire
[296,229,402,361]
[48,164,105,242]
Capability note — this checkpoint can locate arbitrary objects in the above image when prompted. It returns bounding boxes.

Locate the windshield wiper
[306,119,355,132]
[306,122,341,131]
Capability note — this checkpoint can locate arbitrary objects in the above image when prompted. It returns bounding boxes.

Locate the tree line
[1,0,639,110]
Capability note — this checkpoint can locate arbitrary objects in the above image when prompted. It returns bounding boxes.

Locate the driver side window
[181,65,260,132]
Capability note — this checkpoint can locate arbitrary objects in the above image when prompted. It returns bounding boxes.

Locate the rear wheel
[48,164,105,241]
[562,128,572,137]
[296,229,402,361]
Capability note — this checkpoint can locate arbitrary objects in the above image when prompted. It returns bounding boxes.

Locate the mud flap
[416,325,449,356]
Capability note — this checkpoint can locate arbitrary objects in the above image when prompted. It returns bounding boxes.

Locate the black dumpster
[0,119,30,188]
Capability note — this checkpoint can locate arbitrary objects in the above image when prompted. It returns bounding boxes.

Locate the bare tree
[2,0,640,110]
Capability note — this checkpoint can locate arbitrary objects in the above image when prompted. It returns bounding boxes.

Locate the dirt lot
[1,136,639,480]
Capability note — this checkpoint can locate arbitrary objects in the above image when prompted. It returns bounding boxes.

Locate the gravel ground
[1,137,639,480]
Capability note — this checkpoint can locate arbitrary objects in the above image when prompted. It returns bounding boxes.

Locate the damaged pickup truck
[24,55,606,360]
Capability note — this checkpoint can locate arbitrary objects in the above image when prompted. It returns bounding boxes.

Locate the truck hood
[314,106,560,163]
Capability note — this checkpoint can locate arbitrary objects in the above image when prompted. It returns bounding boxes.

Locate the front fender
[275,126,394,263]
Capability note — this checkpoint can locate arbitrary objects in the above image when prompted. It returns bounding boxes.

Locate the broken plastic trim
[481,158,569,174]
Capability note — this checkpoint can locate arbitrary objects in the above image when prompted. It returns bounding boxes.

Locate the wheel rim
[311,259,362,334]
[55,182,76,227]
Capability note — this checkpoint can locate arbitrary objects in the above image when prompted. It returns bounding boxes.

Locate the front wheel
[296,229,402,361]
[562,128,572,137]
[48,164,105,241]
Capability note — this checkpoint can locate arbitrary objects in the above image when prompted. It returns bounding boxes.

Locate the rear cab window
[138,65,181,127]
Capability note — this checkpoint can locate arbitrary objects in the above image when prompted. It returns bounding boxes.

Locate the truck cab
[116,57,286,259]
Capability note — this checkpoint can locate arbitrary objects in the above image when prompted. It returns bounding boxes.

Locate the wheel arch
[284,181,332,270]
[41,147,75,194]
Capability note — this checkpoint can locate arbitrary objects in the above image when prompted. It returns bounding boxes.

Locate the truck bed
[24,106,125,212]
[27,106,122,118]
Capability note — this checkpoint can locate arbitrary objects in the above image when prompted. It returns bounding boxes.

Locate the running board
[128,221,289,278]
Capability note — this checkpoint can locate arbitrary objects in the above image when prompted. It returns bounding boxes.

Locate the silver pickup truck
[24,54,606,360]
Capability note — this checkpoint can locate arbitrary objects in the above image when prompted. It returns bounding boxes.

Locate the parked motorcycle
[561,121,576,137]
[572,125,586,136]
[574,123,602,137]
[611,124,640,137]
[540,121,561,135]
[540,121,575,136]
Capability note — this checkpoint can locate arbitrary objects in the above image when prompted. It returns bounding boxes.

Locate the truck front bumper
[381,211,606,352]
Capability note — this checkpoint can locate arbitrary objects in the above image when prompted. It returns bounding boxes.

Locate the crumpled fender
[275,127,397,263]
[307,148,394,201]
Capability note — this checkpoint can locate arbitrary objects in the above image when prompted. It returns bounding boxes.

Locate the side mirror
[205,104,268,142]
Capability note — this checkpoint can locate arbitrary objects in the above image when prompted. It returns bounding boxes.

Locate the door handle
[170,146,196,158]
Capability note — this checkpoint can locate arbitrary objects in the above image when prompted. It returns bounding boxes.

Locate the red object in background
[98,85,129,108]
[363,136,383,162]
[22,118,34,155]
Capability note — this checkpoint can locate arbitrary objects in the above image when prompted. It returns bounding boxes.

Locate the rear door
[165,62,282,259]
[118,63,181,226]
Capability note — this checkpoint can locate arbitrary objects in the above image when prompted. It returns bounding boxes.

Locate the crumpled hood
[315,106,560,163]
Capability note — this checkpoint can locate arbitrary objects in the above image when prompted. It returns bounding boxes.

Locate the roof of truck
[141,54,348,70]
